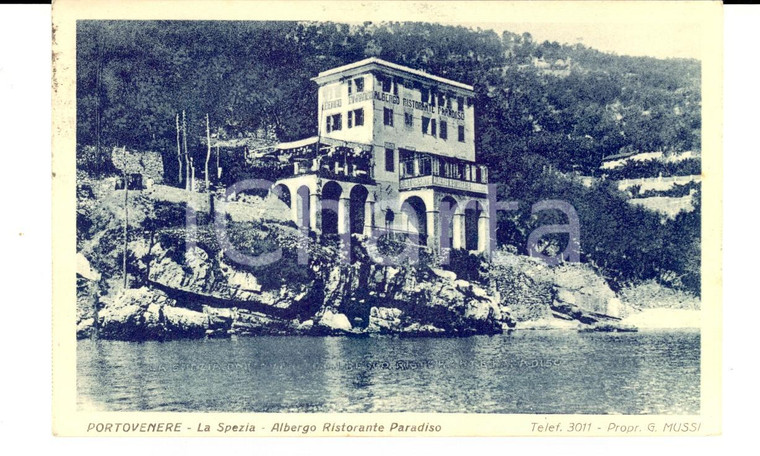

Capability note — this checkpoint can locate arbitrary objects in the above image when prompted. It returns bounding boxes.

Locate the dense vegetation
[494,172,700,294]
[76,21,701,296]
[77,21,700,176]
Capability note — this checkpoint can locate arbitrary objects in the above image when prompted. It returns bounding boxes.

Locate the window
[404,112,413,127]
[457,96,464,112]
[354,77,364,93]
[347,80,352,96]
[402,160,414,177]
[421,87,430,104]
[383,108,394,127]
[422,116,430,135]
[446,96,452,110]
[326,113,342,133]
[379,76,401,94]
[440,121,448,140]
[385,148,394,172]
[458,125,465,142]
[419,156,432,176]
[381,76,392,93]
[430,119,437,137]
[348,108,364,128]
[475,167,482,183]
[354,108,364,126]
[442,161,452,178]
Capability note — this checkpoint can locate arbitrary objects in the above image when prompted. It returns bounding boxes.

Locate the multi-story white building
[272,58,491,254]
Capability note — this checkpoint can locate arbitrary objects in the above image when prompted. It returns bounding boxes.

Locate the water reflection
[77,330,700,414]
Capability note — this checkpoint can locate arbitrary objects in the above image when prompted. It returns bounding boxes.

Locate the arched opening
[296,185,311,229]
[349,185,369,234]
[401,196,427,245]
[321,181,343,235]
[464,200,483,251]
[272,183,291,208]
[439,196,458,249]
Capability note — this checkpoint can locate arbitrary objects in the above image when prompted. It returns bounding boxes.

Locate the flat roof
[275,136,371,151]
[275,136,319,150]
[312,57,474,92]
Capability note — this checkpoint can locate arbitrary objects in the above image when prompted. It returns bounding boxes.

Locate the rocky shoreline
[77,238,679,341]
[76,185,700,341]
[78,283,698,340]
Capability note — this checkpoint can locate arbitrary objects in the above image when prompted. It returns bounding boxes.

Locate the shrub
[443,249,487,282]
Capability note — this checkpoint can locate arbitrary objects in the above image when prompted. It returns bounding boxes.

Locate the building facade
[272,58,491,254]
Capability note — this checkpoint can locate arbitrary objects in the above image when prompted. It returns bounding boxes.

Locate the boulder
[317,309,352,333]
[203,305,233,329]
[366,307,403,333]
[163,305,208,338]
[431,268,457,281]
[552,264,622,316]
[401,322,445,337]
[296,319,314,332]
[98,303,148,340]
[76,253,101,281]
[76,318,95,339]
[231,309,294,335]
[96,287,207,340]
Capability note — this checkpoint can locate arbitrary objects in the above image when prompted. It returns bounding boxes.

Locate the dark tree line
[77,20,700,176]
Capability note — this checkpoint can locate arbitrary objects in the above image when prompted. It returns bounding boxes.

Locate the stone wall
[111,147,164,185]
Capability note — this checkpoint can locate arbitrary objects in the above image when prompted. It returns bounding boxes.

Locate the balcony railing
[290,157,374,184]
[278,141,375,184]
[398,152,489,194]
[399,174,488,194]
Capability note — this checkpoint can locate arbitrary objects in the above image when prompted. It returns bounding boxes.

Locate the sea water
[76,329,699,414]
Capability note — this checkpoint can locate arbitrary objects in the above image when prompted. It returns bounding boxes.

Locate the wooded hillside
[76,21,702,296]
[76,20,700,178]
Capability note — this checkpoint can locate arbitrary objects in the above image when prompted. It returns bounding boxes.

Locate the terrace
[275,136,374,185]
[398,149,488,195]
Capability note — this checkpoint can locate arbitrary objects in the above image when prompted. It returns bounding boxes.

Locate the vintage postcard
[52,0,723,436]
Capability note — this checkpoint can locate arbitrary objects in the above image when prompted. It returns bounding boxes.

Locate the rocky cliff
[485,251,633,330]
[76,189,697,341]
[78,225,516,340]
[77,227,648,340]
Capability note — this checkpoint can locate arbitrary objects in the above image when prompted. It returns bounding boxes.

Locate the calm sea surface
[77,330,699,414]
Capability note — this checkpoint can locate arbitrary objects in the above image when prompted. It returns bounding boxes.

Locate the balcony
[399,174,488,194]
[292,157,374,185]
[275,137,374,185]
[399,151,488,195]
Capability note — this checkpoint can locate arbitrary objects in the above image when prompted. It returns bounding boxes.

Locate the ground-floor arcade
[270,176,491,255]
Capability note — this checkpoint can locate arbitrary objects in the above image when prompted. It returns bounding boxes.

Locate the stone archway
[439,195,458,250]
[464,200,484,252]
[321,181,343,235]
[401,196,427,245]
[272,183,291,208]
[349,185,369,234]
